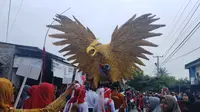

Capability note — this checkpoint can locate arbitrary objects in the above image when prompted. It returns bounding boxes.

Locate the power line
[181,12,200,36]
[162,22,200,65]
[163,0,200,57]
[159,0,191,46]
[6,0,12,42]
[168,46,200,62]
[9,0,24,35]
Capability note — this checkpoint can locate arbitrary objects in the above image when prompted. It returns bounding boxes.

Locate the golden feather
[48,13,165,88]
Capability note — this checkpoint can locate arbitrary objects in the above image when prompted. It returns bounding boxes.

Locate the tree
[128,70,185,92]
[128,72,151,91]
[177,77,190,84]
[155,67,169,76]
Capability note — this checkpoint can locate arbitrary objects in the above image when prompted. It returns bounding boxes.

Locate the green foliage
[176,77,190,84]
[128,71,189,92]
[155,67,170,76]
[128,72,150,91]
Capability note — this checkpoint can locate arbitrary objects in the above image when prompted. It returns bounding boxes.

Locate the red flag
[41,47,46,82]
[81,75,86,83]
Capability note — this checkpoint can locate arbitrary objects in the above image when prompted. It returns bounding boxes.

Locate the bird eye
[96,43,101,46]
[89,49,95,54]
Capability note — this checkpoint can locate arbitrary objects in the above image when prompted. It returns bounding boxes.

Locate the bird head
[86,39,101,56]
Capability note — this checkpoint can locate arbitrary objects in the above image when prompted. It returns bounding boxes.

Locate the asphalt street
[129,108,146,112]
[130,108,138,112]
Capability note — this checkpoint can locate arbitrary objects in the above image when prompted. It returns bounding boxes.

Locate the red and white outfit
[64,83,88,112]
[94,88,116,112]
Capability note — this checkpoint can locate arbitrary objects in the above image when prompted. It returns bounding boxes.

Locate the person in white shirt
[86,86,98,112]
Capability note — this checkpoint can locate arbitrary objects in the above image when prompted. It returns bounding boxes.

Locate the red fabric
[27,85,37,96]
[81,75,86,83]
[137,93,144,110]
[133,97,137,102]
[104,88,111,98]
[177,101,184,112]
[105,99,112,112]
[126,91,132,100]
[177,100,189,112]
[23,85,37,108]
[73,85,86,104]
[23,83,54,109]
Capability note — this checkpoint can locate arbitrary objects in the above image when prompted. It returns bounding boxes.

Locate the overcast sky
[0,0,200,79]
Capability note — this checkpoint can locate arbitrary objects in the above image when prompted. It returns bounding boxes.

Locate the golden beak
[86,46,96,56]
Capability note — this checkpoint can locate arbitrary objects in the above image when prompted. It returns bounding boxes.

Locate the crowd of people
[139,89,200,112]
[0,77,200,112]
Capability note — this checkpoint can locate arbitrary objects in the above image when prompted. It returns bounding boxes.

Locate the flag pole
[39,7,71,84]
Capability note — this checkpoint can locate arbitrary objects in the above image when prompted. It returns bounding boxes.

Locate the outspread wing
[110,13,165,78]
[47,14,98,79]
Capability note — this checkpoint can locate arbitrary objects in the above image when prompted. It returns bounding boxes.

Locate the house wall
[195,65,200,84]
[189,65,200,85]
[196,66,200,75]
[11,68,23,88]
[0,42,76,89]
[0,43,15,79]
[189,67,196,85]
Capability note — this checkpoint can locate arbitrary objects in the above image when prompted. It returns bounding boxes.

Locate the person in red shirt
[66,82,88,112]
[104,88,116,112]
[23,83,54,109]
[111,87,126,112]
[137,93,144,112]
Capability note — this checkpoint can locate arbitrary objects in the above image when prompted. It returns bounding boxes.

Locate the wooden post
[14,65,32,108]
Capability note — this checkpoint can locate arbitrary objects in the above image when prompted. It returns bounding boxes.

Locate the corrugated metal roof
[185,58,200,69]
[0,42,75,67]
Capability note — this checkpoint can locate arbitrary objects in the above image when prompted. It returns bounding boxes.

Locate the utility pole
[153,55,163,76]
[6,0,12,42]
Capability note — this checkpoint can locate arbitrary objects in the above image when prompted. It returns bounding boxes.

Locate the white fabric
[86,90,98,108]
[75,83,81,89]
[104,98,115,112]
[63,100,72,112]
[78,102,88,112]
[173,96,177,101]
[63,90,75,112]
[94,88,105,112]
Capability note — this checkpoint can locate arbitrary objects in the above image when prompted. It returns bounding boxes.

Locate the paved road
[130,108,138,112]
[130,108,146,112]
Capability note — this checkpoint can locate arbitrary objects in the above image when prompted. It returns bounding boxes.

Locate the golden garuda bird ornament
[47,13,165,88]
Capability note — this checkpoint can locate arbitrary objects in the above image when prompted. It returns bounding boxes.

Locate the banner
[15,56,42,80]
[62,66,74,84]
[52,59,75,84]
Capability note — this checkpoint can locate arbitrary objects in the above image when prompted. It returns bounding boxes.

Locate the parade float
[48,13,165,88]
